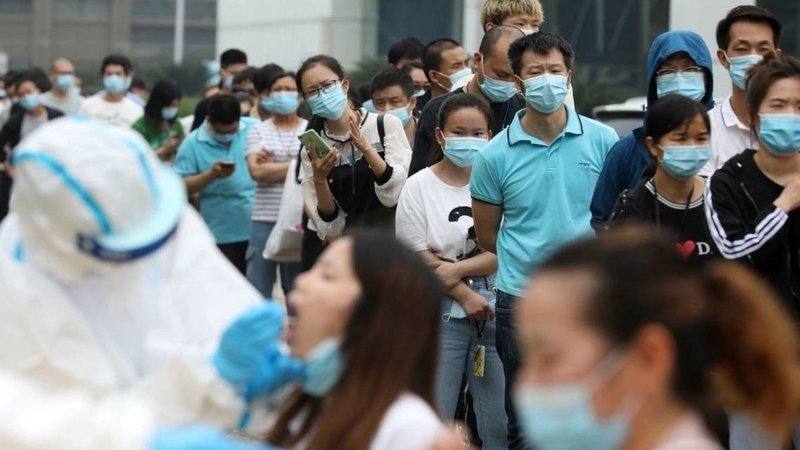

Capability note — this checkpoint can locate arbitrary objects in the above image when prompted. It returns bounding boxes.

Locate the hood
[646,30,714,110]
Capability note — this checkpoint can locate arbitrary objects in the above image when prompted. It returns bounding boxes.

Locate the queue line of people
[0,0,799,449]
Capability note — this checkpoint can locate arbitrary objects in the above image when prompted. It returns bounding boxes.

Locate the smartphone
[219,161,235,168]
[297,129,331,158]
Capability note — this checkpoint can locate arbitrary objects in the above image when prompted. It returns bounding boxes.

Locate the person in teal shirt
[174,94,258,274]
[470,32,618,448]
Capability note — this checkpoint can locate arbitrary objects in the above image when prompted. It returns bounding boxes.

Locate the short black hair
[100,54,133,76]
[232,66,256,85]
[18,67,52,92]
[508,32,574,75]
[388,37,425,66]
[220,48,248,69]
[131,77,146,90]
[370,67,414,99]
[400,60,424,74]
[715,5,782,51]
[252,63,284,92]
[265,71,296,93]
[479,25,525,60]
[645,94,710,144]
[207,94,241,125]
[422,38,462,82]
[3,70,22,88]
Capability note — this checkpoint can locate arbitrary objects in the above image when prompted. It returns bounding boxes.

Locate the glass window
[0,0,32,15]
[55,0,111,19]
[132,0,174,20]
[757,0,799,56]
[186,0,216,22]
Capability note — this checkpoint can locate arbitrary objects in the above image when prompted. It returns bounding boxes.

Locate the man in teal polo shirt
[470,32,618,448]
[174,94,258,274]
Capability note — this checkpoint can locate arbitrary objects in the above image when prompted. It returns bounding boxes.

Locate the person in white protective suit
[0,117,283,450]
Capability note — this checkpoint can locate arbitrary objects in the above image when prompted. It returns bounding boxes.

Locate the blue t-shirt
[174,118,258,244]
[470,107,618,296]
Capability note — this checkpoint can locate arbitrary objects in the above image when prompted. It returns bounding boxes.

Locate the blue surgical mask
[302,337,345,397]
[521,73,569,113]
[103,75,128,94]
[262,91,300,115]
[727,54,762,90]
[0,89,6,99]
[161,107,179,121]
[656,72,705,101]
[208,124,238,145]
[388,105,411,126]
[223,75,234,90]
[759,113,800,157]
[308,84,348,120]
[514,354,634,450]
[56,74,75,91]
[479,60,517,103]
[414,88,427,98]
[442,136,488,168]
[659,145,711,180]
[19,93,40,111]
[438,68,472,91]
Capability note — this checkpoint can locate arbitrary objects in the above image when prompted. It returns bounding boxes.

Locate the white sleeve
[368,394,445,450]
[395,176,429,253]
[300,149,346,240]
[374,114,411,207]
[0,369,153,450]
[245,124,263,155]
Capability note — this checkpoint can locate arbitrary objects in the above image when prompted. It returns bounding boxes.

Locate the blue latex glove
[151,426,277,450]
[213,302,285,386]
[245,346,306,399]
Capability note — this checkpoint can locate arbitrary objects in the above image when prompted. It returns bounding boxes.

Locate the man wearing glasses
[590,30,715,230]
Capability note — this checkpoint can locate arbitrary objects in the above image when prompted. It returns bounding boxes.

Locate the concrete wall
[216,0,378,71]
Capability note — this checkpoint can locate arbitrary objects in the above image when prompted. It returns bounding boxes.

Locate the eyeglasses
[655,66,703,77]
[304,79,340,100]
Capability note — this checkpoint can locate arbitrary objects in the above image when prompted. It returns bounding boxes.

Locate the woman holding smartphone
[296,55,412,266]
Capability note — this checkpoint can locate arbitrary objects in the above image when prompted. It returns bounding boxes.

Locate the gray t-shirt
[40,91,83,116]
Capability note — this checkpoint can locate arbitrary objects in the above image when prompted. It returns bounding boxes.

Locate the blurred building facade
[0,0,216,69]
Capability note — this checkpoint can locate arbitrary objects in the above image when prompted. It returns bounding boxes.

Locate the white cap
[10,117,186,279]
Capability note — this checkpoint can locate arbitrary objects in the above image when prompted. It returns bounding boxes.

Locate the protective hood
[646,30,715,110]
[8,117,186,281]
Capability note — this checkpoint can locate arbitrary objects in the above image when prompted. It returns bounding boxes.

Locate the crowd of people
[0,0,799,449]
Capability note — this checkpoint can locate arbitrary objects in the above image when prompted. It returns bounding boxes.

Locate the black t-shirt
[408,87,526,176]
[607,178,719,263]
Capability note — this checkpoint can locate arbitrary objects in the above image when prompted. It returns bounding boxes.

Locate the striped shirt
[246,118,308,222]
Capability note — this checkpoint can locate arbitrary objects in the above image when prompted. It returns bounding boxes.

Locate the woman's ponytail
[704,260,800,439]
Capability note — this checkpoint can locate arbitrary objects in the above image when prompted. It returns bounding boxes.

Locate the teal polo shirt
[470,107,618,297]
[174,118,258,244]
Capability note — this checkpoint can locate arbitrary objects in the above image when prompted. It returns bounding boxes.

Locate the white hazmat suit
[0,118,263,448]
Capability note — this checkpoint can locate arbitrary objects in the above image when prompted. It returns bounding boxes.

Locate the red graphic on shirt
[676,241,697,259]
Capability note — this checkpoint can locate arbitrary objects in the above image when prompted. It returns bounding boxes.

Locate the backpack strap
[376,113,386,150]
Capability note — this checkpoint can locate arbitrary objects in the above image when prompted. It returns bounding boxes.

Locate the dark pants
[301,228,326,271]
[495,289,528,450]
[217,241,248,275]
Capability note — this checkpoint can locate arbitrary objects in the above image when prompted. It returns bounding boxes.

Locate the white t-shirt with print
[78,95,142,127]
[396,167,478,262]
